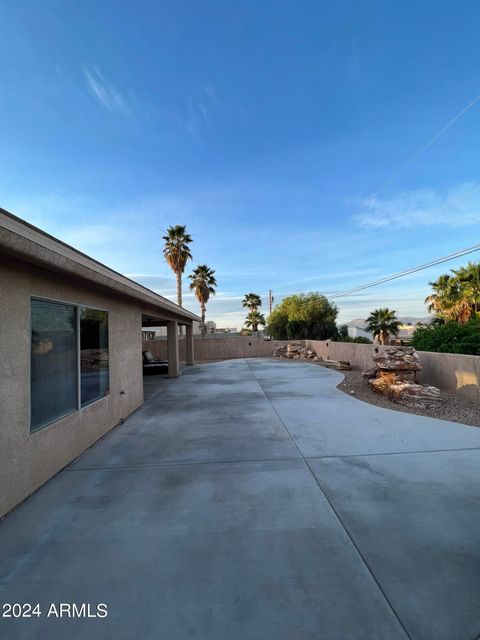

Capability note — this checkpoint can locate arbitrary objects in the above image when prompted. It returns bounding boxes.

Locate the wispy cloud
[352,183,480,229]
[178,84,220,138]
[82,66,130,116]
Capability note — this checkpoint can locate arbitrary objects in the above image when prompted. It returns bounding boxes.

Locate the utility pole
[268,290,274,315]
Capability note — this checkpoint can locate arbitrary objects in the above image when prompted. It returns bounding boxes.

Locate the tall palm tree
[453,262,480,318]
[424,265,480,324]
[365,308,401,345]
[189,265,217,334]
[244,310,266,332]
[242,293,262,313]
[424,274,453,316]
[162,225,193,308]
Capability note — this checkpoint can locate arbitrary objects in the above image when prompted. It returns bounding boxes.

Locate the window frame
[30,296,110,433]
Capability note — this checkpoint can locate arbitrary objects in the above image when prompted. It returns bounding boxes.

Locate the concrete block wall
[306,340,480,403]
[415,350,480,403]
[143,336,293,362]
[305,340,375,372]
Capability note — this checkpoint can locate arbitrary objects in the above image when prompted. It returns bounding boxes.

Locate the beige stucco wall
[0,255,144,518]
[305,340,375,372]
[143,336,293,362]
[415,350,480,403]
[305,340,480,402]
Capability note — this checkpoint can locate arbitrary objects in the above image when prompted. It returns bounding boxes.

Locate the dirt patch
[336,368,480,428]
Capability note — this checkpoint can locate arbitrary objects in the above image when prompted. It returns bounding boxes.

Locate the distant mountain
[345,316,431,329]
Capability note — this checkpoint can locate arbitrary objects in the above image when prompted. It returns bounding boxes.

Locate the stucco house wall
[0,254,144,518]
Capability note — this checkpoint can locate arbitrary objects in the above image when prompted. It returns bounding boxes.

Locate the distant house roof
[0,207,200,324]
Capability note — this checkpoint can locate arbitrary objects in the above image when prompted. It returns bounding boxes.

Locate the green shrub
[351,336,372,344]
[335,335,372,344]
[411,320,480,355]
[267,293,338,340]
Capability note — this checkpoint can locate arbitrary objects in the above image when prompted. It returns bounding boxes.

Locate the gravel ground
[335,367,480,428]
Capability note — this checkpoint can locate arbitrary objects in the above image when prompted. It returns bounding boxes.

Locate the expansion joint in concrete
[244,359,414,640]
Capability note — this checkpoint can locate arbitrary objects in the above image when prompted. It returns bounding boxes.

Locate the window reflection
[31,300,78,430]
[80,308,109,406]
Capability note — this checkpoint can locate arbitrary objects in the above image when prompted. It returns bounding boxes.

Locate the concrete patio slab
[269,393,480,458]
[1,357,479,640]
[0,460,407,640]
[71,399,301,468]
[308,449,480,640]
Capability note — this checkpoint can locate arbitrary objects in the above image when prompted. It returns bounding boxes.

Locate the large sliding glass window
[30,300,110,431]
[31,299,78,431]
[80,308,109,406]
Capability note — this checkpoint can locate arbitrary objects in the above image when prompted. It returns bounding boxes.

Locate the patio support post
[167,320,180,378]
[186,324,194,366]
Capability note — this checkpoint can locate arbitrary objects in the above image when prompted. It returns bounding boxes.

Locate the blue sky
[2,1,480,327]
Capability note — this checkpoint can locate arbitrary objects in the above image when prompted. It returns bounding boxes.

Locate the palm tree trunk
[176,273,184,336]
[176,272,182,307]
[201,303,206,335]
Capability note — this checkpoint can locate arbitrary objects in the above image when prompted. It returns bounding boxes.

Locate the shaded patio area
[1,358,479,639]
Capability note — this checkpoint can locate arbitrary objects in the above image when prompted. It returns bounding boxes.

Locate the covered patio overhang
[142,311,196,379]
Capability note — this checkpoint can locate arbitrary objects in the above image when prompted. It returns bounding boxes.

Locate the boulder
[287,342,302,354]
[324,359,351,371]
[372,347,421,374]
[388,382,444,409]
[369,377,392,394]
[367,346,443,406]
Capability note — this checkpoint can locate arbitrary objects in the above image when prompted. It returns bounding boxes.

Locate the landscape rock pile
[272,343,320,361]
[272,342,351,369]
[364,346,443,409]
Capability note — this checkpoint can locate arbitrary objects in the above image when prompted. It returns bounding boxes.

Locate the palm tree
[162,225,193,307]
[189,265,217,334]
[424,274,453,316]
[365,308,401,345]
[424,273,467,322]
[242,293,262,313]
[424,264,480,324]
[453,262,480,318]
[244,310,266,332]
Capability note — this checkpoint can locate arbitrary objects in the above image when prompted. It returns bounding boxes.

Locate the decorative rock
[388,382,444,409]
[361,368,377,381]
[369,377,392,394]
[324,359,351,371]
[273,342,322,362]
[287,342,302,353]
[372,347,421,373]
[368,346,443,407]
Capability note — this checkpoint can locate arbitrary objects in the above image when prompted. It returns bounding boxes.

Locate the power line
[329,242,480,299]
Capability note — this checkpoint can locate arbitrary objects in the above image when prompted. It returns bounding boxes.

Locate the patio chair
[142,350,168,375]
